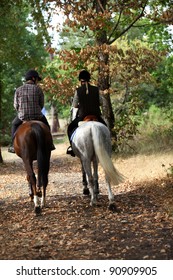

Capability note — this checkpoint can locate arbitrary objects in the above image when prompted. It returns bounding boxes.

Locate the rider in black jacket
[67,70,106,156]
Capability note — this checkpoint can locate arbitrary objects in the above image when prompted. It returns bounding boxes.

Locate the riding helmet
[78,70,91,82]
[25,69,42,81]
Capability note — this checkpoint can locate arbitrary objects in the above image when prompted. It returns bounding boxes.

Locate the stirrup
[8,146,15,153]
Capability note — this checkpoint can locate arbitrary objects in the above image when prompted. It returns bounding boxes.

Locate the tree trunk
[101,93,115,130]
[98,68,115,130]
[97,48,115,130]
[97,53,115,130]
[51,104,60,133]
[0,79,3,163]
[95,0,115,131]
[0,147,3,163]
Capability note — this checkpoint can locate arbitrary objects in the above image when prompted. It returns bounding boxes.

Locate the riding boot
[66,144,75,157]
[8,134,15,153]
[8,118,21,153]
[8,141,15,153]
[51,143,56,150]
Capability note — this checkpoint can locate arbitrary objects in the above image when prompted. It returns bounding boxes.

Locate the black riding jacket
[76,84,101,119]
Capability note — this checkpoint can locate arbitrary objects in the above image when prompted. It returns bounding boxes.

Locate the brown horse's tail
[31,123,50,188]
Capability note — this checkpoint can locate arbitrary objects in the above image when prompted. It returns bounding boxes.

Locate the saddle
[78,115,98,126]
[83,115,98,122]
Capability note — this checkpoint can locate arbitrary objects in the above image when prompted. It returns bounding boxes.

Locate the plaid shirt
[14,81,44,121]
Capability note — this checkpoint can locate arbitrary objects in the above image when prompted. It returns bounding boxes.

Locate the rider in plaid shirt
[14,80,44,121]
[8,69,55,153]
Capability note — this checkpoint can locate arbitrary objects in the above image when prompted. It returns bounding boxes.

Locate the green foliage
[139,105,173,130]
[127,18,173,52]
[116,104,173,155]
[59,26,95,51]
[151,54,173,107]
[0,0,49,145]
[136,105,173,153]
[1,0,173,152]
[133,54,173,110]
[59,106,71,119]
[112,91,143,152]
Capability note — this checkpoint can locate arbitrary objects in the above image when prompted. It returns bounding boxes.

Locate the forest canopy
[0,0,173,161]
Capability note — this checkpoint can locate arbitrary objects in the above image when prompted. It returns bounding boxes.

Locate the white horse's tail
[91,123,125,185]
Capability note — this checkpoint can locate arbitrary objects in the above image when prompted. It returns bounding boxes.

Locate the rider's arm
[38,86,44,109]
[72,90,79,108]
[14,90,19,111]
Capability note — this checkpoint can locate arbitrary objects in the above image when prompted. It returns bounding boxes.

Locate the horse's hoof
[83,188,90,195]
[35,206,41,215]
[90,200,97,207]
[108,204,118,212]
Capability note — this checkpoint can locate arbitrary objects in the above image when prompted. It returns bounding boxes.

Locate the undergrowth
[115,105,173,156]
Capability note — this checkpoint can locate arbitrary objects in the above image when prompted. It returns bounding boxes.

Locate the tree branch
[107,9,123,43]
[108,1,148,45]
[97,0,105,13]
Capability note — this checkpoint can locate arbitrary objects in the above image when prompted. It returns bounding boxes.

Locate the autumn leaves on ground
[1,142,173,260]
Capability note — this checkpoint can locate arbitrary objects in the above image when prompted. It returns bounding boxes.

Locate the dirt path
[0,143,173,260]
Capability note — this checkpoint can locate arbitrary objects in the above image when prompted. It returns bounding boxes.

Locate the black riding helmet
[25,69,42,81]
[78,70,91,82]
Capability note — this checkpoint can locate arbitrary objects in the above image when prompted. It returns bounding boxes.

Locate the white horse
[71,121,124,210]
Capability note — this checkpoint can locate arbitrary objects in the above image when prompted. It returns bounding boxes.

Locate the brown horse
[14,121,52,214]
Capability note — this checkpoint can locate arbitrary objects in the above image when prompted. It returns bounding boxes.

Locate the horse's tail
[31,123,50,187]
[91,123,124,185]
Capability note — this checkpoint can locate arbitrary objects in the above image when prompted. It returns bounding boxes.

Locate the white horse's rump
[72,121,124,210]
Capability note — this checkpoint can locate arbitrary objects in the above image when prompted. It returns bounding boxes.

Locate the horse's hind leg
[105,175,116,211]
[28,174,41,201]
[82,159,96,206]
[28,180,33,201]
[41,186,46,208]
[41,177,48,208]
[31,174,40,210]
[25,160,41,214]
[81,163,89,195]
[93,157,99,196]
[37,168,49,208]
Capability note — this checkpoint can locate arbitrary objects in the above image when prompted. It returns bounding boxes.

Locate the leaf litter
[0,146,173,259]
